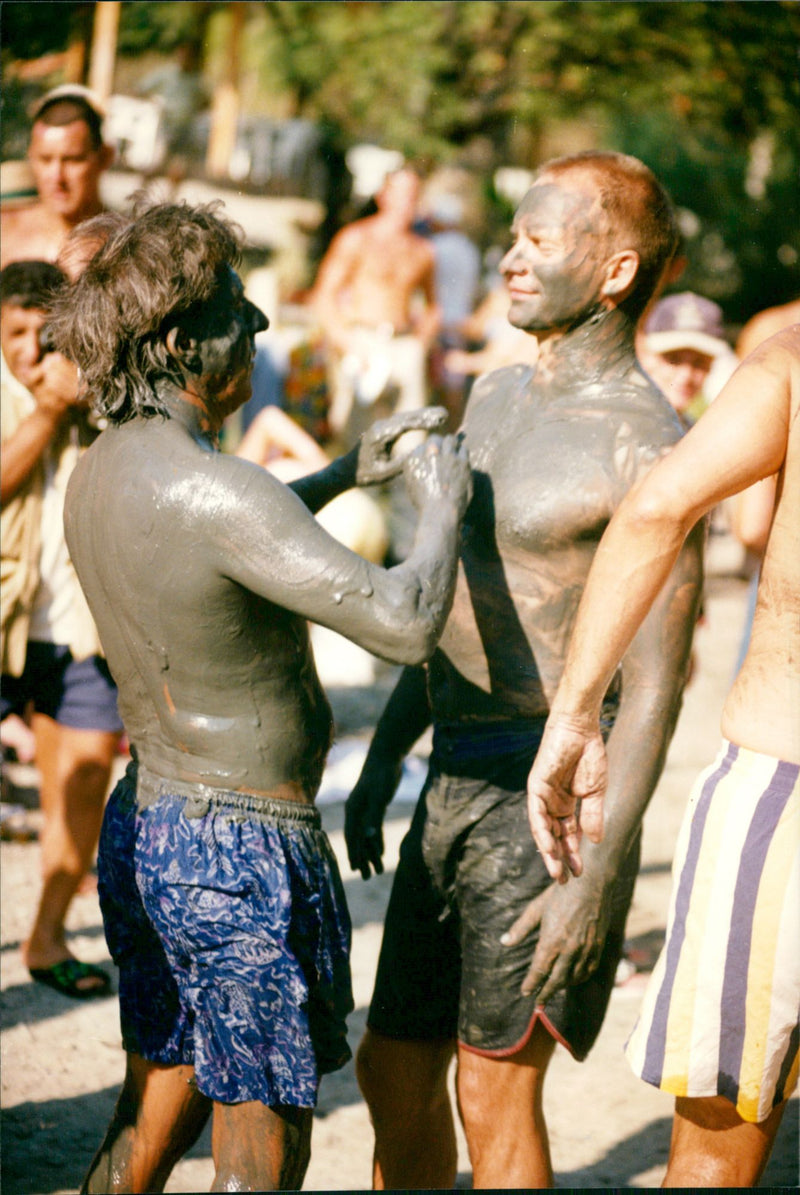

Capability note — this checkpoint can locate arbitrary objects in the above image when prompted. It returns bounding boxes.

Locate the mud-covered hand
[402,433,472,517]
[355,406,449,485]
[344,755,403,880]
[526,714,608,883]
[500,862,613,1005]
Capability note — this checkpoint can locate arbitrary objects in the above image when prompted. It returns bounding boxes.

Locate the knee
[456,1060,491,1137]
[356,1030,453,1122]
[355,1030,391,1111]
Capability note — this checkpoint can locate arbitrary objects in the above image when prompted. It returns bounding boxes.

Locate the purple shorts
[98,763,353,1108]
[0,641,122,732]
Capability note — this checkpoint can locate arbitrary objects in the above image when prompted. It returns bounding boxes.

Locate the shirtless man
[526,326,799,1187]
[48,201,471,1192]
[313,165,440,443]
[0,86,113,268]
[735,296,800,359]
[344,151,704,1188]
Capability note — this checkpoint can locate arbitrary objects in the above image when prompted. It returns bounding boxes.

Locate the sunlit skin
[312,168,441,357]
[28,120,109,223]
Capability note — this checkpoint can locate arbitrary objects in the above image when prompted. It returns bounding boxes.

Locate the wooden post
[205,1,244,180]
[87,1,121,102]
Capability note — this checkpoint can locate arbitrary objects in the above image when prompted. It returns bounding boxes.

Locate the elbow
[372,607,441,667]
[621,482,695,549]
[403,623,440,666]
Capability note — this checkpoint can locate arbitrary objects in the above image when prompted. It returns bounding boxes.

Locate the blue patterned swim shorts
[98,762,353,1108]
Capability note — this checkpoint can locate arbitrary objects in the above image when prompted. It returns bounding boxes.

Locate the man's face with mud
[179,266,268,421]
[500,172,613,334]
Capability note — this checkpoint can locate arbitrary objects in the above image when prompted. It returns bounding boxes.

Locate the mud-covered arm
[345,665,431,878]
[211,433,471,664]
[288,407,448,514]
[504,524,704,1002]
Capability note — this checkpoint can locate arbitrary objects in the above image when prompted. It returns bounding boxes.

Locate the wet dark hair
[533,151,680,323]
[34,97,104,152]
[0,260,66,310]
[48,201,243,424]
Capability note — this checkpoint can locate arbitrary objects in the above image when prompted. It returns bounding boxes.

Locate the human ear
[601,249,639,299]
[165,325,202,374]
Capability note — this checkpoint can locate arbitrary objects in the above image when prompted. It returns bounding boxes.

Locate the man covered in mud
[344,152,705,1188]
[48,201,471,1193]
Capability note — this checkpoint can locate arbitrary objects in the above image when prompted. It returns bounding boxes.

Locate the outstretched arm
[345,665,431,878]
[213,430,472,665]
[527,330,794,885]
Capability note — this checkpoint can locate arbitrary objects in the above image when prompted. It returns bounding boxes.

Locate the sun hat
[30,84,107,124]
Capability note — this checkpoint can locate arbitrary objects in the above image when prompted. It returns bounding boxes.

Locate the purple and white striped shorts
[626,741,799,1123]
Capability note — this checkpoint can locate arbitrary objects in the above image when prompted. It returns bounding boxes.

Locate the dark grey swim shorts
[367,719,638,1060]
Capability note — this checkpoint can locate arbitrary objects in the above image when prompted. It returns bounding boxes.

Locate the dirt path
[2,535,797,1191]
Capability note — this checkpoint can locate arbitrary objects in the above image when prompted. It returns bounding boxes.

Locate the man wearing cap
[637,291,737,424]
[0,86,114,268]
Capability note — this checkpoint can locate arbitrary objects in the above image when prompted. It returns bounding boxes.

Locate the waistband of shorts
[135,765,322,825]
[432,717,548,767]
[720,738,800,774]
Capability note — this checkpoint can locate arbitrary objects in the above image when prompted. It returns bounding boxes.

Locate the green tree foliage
[2,1,797,317]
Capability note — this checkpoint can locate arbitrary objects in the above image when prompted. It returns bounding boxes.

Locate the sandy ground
[2,532,798,1192]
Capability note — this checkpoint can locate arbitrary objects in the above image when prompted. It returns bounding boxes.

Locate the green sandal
[29,959,112,999]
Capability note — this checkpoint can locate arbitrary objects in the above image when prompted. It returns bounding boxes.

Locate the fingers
[363,825,384,875]
[373,406,448,447]
[345,826,384,880]
[529,795,580,882]
[523,956,570,1003]
[393,405,449,435]
[577,792,605,844]
[500,889,548,948]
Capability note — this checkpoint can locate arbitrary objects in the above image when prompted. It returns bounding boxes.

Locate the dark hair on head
[48,201,243,424]
[0,260,66,310]
[34,97,104,152]
[533,151,680,323]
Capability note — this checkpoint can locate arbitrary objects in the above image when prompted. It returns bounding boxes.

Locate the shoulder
[737,304,800,358]
[409,232,436,267]
[739,325,800,394]
[463,362,533,413]
[0,205,55,266]
[329,219,371,253]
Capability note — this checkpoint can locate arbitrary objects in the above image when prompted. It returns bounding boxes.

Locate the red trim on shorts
[457,1005,576,1060]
